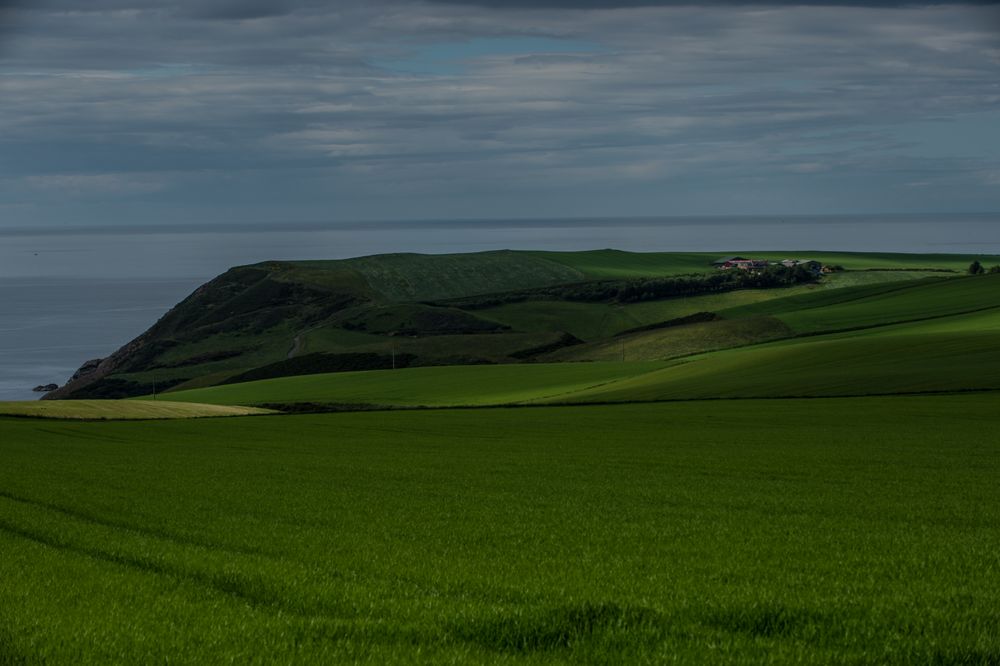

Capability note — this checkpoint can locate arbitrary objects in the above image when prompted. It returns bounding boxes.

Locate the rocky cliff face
[42,332,158,400]
[44,262,374,400]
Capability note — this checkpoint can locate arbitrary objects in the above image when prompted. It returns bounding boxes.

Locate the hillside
[154,272,1000,409]
[47,250,997,400]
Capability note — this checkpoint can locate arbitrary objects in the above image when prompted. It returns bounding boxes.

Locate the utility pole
[152,374,157,401]
[391,343,396,370]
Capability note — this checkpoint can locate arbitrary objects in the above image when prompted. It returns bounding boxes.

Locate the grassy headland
[7,248,1000,663]
[43,249,1000,400]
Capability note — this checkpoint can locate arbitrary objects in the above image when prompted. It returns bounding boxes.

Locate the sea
[2,213,998,401]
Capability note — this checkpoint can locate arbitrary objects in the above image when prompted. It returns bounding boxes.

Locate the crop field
[156,361,668,408]
[12,250,1000,663]
[527,249,1000,277]
[775,274,1000,334]
[0,399,271,420]
[476,285,823,342]
[547,315,794,363]
[1,396,998,663]
[158,326,1000,409]
[158,272,1000,408]
[52,248,1000,401]
[551,331,1000,403]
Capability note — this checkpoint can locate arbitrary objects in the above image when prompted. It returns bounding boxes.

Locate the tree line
[968,261,1000,275]
[436,265,819,309]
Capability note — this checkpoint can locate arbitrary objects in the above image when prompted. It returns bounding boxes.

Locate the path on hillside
[287,323,328,359]
[286,334,303,359]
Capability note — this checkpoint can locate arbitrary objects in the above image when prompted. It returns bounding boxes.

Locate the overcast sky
[1,0,999,227]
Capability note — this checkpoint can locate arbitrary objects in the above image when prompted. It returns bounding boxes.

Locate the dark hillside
[45,250,981,400]
[300,250,586,301]
[45,264,374,399]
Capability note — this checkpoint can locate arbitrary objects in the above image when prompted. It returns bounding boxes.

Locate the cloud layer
[1,1,999,226]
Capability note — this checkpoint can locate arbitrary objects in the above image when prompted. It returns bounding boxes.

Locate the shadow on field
[929,648,1000,665]
[705,603,826,639]
[0,625,25,665]
[451,602,666,652]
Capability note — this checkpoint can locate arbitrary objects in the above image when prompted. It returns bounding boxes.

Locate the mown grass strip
[0,400,274,420]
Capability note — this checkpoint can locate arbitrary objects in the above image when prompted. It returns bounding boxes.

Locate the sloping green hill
[547,316,794,363]
[777,274,1000,333]
[336,251,586,301]
[150,361,666,408]
[157,271,1000,408]
[550,332,1000,403]
[47,249,997,401]
[161,324,1000,409]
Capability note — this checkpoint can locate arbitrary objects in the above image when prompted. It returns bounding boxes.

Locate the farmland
[152,272,1000,409]
[0,399,272,420]
[7,249,1000,663]
[44,249,1000,400]
[2,396,999,663]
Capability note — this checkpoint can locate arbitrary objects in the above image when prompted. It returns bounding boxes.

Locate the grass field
[10,251,1000,663]
[156,361,667,407]
[304,250,586,301]
[53,248,1000,400]
[0,400,272,420]
[157,273,1000,408]
[527,249,1000,277]
[1,396,998,663]
[776,274,1000,334]
[157,326,1000,409]
[547,315,794,363]
[551,332,1000,403]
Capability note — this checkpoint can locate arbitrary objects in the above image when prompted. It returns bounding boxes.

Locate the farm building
[712,256,747,266]
[718,258,769,271]
[781,259,823,273]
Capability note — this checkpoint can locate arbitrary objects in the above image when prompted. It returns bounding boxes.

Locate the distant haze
[2,214,999,279]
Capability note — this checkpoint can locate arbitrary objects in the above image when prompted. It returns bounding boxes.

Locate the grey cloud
[1,1,999,224]
[430,0,1000,6]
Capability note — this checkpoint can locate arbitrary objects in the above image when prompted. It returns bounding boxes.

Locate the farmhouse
[781,259,823,273]
[717,258,769,271]
[712,255,747,266]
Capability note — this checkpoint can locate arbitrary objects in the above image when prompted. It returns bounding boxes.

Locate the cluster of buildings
[712,256,825,274]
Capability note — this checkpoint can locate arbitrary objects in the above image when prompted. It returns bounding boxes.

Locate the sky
[1,0,999,228]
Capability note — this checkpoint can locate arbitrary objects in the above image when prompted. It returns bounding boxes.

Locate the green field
[154,361,667,408]
[2,396,998,663]
[153,273,1000,408]
[47,249,1000,400]
[9,250,1000,663]
[527,249,997,277]
[550,332,1000,402]
[157,326,1000,409]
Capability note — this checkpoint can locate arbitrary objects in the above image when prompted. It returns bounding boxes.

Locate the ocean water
[1,214,998,401]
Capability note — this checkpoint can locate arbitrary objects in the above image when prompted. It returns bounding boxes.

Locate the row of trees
[440,265,819,309]
[968,261,1000,275]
